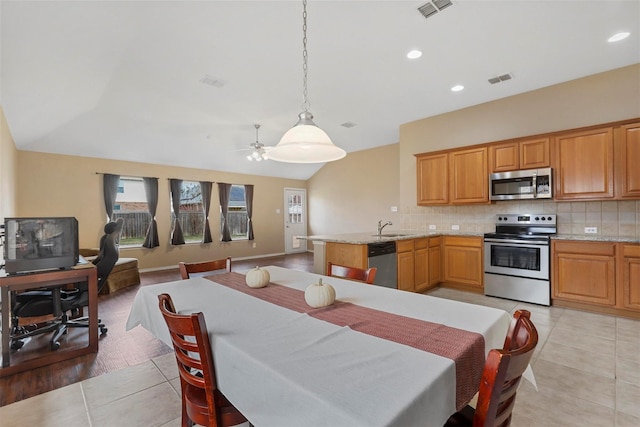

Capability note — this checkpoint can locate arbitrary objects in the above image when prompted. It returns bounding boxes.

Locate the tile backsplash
[400,200,640,238]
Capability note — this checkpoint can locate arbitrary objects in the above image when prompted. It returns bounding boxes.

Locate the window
[172,181,206,243]
[113,177,150,247]
[221,184,248,240]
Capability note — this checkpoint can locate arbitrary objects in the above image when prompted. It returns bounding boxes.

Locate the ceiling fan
[243,124,273,162]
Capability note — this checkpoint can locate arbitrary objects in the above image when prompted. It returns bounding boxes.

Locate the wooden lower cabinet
[443,236,483,289]
[324,242,368,273]
[398,237,442,293]
[552,241,616,306]
[397,239,415,292]
[428,237,442,288]
[619,244,640,310]
[552,241,640,317]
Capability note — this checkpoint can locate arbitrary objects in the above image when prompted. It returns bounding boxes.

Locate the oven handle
[484,238,549,246]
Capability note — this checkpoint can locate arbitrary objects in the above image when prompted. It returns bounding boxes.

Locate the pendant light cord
[301,0,310,113]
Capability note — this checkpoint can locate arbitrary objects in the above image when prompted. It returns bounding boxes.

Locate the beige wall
[396,64,640,238]
[16,151,306,270]
[307,143,400,239]
[0,107,18,223]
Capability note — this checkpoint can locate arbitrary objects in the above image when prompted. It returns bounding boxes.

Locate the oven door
[484,238,549,280]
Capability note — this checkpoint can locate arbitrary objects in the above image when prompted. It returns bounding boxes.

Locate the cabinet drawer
[622,244,640,258]
[553,241,615,256]
[429,236,442,247]
[443,236,482,248]
[397,240,414,253]
[414,238,428,250]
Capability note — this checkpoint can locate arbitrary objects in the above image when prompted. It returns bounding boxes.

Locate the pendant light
[268,0,346,164]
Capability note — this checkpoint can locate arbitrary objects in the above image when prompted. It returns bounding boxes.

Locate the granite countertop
[552,234,640,243]
[300,231,484,244]
[300,232,640,244]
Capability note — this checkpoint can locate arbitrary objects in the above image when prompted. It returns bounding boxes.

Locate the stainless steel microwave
[489,167,552,201]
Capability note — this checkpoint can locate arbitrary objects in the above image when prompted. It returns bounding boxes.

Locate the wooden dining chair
[444,309,538,427]
[327,262,377,284]
[158,293,249,427]
[179,257,232,279]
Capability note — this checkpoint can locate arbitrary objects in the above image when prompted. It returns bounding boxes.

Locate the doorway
[284,188,307,254]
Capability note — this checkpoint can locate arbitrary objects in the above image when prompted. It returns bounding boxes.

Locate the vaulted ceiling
[2,1,638,180]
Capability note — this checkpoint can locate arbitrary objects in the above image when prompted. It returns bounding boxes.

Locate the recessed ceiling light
[407,50,423,59]
[451,85,464,92]
[608,32,630,42]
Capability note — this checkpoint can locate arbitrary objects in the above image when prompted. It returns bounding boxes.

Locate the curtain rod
[94,172,159,179]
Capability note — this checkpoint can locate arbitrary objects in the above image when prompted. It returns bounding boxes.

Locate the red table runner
[207,272,485,410]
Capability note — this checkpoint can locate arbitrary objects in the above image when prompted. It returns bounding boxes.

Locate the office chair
[444,310,539,427]
[10,218,123,351]
[158,293,248,427]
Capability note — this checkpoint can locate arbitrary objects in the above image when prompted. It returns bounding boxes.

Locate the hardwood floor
[0,252,314,407]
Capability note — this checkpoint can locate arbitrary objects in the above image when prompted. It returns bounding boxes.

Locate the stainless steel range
[484,214,556,306]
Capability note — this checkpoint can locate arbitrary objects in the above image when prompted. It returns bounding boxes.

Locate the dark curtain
[200,181,213,243]
[218,182,232,242]
[142,177,160,248]
[169,179,185,245]
[103,174,120,221]
[244,184,255,241]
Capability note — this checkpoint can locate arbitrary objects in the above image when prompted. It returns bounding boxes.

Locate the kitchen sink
[372,233,411,237]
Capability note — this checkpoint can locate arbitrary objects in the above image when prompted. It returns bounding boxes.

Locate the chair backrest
[473,310,538,427]
[179,257,232,279]
[92,218,123,291]
[158,293,222,425]
[327,262,377,284]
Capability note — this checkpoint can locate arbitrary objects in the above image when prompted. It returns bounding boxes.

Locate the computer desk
[0,265,97,377]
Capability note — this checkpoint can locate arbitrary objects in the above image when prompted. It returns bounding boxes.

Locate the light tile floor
[0,288,638,427]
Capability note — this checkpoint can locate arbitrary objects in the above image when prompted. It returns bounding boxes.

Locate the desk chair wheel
[51,341,61,351]
[100,325,108,335]
[10,339,24,351]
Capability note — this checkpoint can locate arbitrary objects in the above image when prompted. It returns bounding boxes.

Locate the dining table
[126,266,512,427]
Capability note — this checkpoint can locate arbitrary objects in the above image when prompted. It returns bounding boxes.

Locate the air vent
[200,75,225,88]
[418,0,453,19]
[488,73,513,85]
[341,122,357,128]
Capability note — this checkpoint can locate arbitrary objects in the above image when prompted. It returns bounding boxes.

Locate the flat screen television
[3,217,79,274]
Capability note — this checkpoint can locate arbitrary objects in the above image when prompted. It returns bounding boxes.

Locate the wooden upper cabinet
[553,127,614,200]
[449,146,489,204]
[490,142,519,172]
[417,153,449,205]
[616,122,640,199]
[520,138,550,169]
[490,138,550,173]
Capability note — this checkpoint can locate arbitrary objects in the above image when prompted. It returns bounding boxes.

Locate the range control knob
[535,217,540,221]
[547,216,553,221]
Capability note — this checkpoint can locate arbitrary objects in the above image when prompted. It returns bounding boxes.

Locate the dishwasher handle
[367,241,397,257]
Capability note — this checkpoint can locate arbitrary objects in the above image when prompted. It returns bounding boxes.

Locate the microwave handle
[533,174,538,198]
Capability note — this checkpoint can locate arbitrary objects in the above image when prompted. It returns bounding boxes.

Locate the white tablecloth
[126,266,511,427]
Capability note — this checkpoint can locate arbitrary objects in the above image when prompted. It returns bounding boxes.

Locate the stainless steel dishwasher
[367,241,397,289]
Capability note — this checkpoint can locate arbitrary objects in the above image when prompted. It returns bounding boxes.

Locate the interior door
[284,188,307,254]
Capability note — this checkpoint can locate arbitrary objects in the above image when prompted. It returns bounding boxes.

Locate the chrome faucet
[377,220,392,236]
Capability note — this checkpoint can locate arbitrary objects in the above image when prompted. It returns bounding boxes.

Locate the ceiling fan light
[246,154,254,161]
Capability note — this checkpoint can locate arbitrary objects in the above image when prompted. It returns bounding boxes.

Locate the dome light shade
[271,0,347,164]
[269,112,346,163]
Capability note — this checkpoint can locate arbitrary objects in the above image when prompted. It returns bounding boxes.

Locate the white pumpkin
[245,266,270,288]
[304,278,336,308]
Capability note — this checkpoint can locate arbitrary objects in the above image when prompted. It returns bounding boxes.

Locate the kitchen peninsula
[301,232,482,293]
